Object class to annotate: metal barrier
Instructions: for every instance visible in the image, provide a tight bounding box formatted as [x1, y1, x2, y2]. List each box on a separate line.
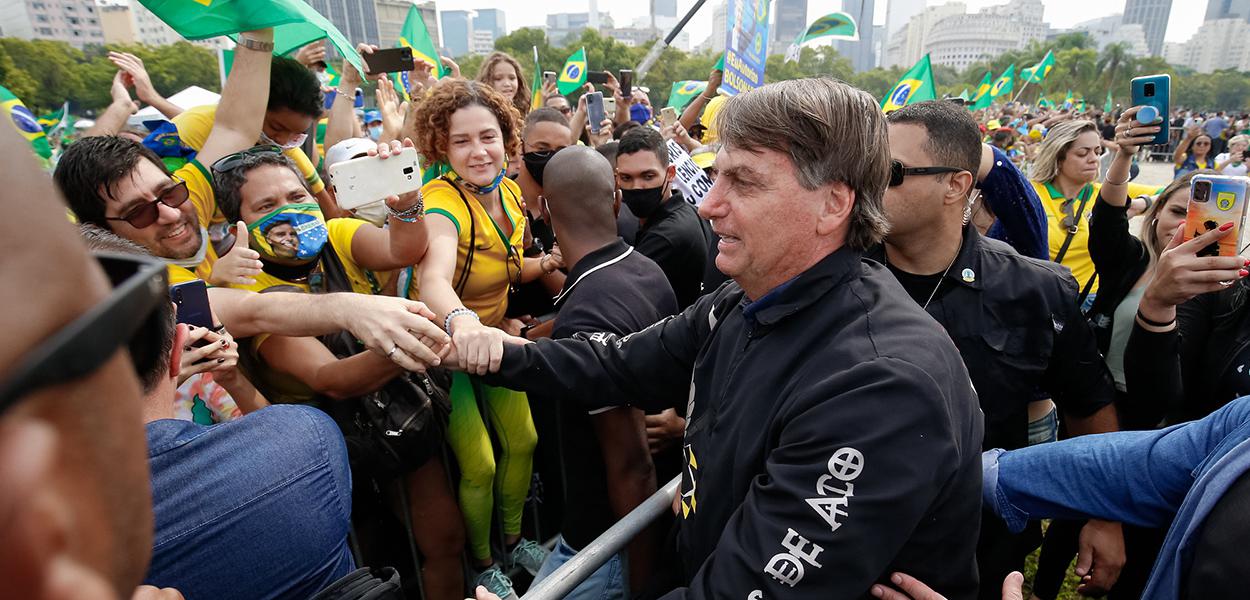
[520, 475, 681, 600]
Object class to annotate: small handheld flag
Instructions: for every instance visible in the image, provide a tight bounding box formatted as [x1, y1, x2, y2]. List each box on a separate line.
[557, 47, 588, 95]
[881, 55, 936, 113]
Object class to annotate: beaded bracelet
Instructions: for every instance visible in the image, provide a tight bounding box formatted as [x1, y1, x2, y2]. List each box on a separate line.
[444, 307, 480, 335]
[387, 193, 425, 223]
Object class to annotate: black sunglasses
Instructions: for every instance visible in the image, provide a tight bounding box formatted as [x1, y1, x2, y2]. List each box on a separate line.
[889, 159, 966, 187]
[211, 145, 284, 174]
[105, 179, 190, 229]
[0, 253, 169, 412]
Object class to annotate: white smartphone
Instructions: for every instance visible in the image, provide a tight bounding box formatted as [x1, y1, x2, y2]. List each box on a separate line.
[328, 147, 422, 211]
[604, 95, 617, 116]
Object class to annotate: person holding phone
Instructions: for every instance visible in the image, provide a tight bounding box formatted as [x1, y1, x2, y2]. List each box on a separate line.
[476, 51, 532, 117]
[1173, 125, 1216, 179]
[411, 79, 563, 599]
[1215, 134, 1249, 176]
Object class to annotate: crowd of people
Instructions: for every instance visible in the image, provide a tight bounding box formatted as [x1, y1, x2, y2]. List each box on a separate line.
[4, 25, 1250, 600]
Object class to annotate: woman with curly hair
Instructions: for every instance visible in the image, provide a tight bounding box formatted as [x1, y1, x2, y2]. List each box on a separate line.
[476, 51, 531, 116]
[411, 79, 563, 598]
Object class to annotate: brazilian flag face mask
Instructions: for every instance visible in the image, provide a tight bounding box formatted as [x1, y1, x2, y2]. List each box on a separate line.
[246, 203, 329, 266]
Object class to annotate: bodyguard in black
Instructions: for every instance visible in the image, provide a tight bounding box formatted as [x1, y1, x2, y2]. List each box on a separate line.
[878, 101, 1119, 600]
[467, 79, 984, 600]
[616, 127, 710, 310]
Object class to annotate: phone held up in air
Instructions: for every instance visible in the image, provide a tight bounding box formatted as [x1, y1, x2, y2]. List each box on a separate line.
[660, 107, 678, 128]
[1130, 74, 1171, 146]
[587, 71, 610, 85]
[1185, 174, 1250, 258]
[619, 69, 633, 99]
[170, 280, 214, 332]
[604, 95, 617, 116]
[364, 47, 414, 75]
[328, 147, 423, 211]
[586, 92, 606, 135]
[543, 71, 557, 87]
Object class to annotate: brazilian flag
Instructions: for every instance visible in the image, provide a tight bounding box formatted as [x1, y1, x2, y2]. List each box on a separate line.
[557, 47, 587, 95]
[668, 80, 708, 113]
[881, 54, 936, 113]
[1, 85, 51, 161]
[393, 4, 444, 102]
[989, 64, 1015, 101]
[1021, 50, 1055, 84]
[530, 46, 543, 114]
[38, 102, 67, 133]
[969, 71, 993, 110]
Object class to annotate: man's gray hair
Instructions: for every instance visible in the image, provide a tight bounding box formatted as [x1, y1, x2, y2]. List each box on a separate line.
[715, 78, 891, 250]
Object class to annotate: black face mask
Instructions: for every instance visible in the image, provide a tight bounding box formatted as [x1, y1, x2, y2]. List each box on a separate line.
[522, 149, 559, 186]
[621, 178, 668, 218]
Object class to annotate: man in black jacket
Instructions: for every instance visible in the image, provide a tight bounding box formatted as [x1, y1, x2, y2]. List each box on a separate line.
[460, 78, 984, 600]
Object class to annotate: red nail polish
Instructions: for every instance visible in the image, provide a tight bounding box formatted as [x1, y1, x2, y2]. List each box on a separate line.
[1241, 269, 1248, 277]
[1221, 222, 1235, 231]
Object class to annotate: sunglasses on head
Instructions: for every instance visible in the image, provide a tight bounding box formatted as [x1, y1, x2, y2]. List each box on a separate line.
[211, 145, 284, 175]
[0, 252, 168, 412]
[105, 179, 190, 229]
[889, 159, 966, 187]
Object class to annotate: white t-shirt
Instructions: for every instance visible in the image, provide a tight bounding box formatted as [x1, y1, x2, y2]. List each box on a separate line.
[1216, 152, 1249, 177]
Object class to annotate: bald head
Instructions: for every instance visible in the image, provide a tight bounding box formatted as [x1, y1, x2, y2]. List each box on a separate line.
[543, 146, 619, 241]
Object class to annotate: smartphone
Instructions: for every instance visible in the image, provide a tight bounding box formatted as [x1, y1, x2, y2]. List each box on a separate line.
[586, 92, 605, 135]
[604, 95, 617, 116]
[328, 147, 422, 211]
[587, 71, 610, 85]
[1130, 74, 1171, 146]
[1184, 174, 1249, 258]
[170, 280, 214, 330]
[619, 69, 633, 99]
[660, 107, 678, 127]
[543, 71, 557, 87]
[364, 47, 414, 75]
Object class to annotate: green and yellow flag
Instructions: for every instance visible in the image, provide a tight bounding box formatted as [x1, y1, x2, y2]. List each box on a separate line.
[881, 54, 936, 113]
[957, 88, 970, 101]
[1063, 90, 1074, 109]
[989, 64, 1015, 100]
[38, 102, 67, 133]
[970, 71, 993, 110]
[1038, 96, 1054, 109]
[557, 47, 587, 95]
[1104, 91, 1114, 113]
[1, 85, 51, 161]
[530, 46, 543, 114]
[393, 4, 443, 102]
[785, 12, 858, 62]
[1020, 50, 1054, 84]
[668, 80, 708, 112]
[136, 0, 364, 73]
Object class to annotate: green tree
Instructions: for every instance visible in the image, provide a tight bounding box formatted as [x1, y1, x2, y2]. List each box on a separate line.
[0, 42, 37, 102]
[0, 39, 85, 111]
[1096, 43, 1134, 102]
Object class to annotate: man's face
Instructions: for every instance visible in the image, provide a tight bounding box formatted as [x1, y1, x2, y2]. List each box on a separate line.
[105, 159, 202, 260]
[262, 107, 316, 147]
[517, 121, 571, 209]
[884, 123, 954, 239]
[265, 222, 298, 258]
[616, 150, 670, 192]
[238, 164, 314, 225]
[698, 146, 828, 294]
[545, 96, 572, 117]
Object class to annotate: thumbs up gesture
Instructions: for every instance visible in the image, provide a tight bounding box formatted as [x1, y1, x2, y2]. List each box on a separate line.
[207, 221, 264, 287]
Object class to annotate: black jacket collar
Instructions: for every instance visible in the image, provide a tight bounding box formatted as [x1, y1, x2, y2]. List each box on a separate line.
[741, 245, 863, 327]
[554, 238, 634, 309]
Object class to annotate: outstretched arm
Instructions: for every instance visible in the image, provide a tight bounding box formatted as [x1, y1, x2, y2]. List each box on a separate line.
[197, 28, 274, 168]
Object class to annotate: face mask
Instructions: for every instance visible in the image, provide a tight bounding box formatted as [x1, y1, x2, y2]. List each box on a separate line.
[259, 130, 308, 151]
[621, 178, 668, 218]
[630, 103, 652, 124]
[368, 126, 383, 141]
[246, 203, 329, 266]
[353, 200, 389, 227]
[449, 167, 507, 195]
[522, 150, 559, 186]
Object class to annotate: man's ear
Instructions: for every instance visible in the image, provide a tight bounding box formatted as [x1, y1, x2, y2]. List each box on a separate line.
[816, 181, 855, 236]
[945, 171, 976, 207]
[0, 419, 79, 596]
[665, 163, 678, 185]
[169, 322, 189, 381]
[613, 189, 622, 218]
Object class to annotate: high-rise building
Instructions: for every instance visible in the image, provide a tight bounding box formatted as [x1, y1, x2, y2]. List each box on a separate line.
[547, 12, 597, 46]
[885, 0, 925, 37]
[769, 0, 808, 55]
[1069, 14, 1150, 58]
[99, 0, 180, 46]
[0, 0, 104, 48]
[441, 9, 472, 57]
[1121, 0, 1172, 57]
[922, 0, 1046, 71]
[1168, 17, 1250, 73]
[836, 0, 875, 72]
[654, 0, 678, 19]
[308, 0, 381, 49]
[1206, 0, 1250, 21]
[698, 0, 728, 53]
[475, 9, 506, 40]
[883, 2, 965, 68]
[375, 1, 439, 50]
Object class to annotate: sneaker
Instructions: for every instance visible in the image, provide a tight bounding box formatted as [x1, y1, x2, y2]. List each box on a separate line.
[473, 565, 517, 600]
[509, 538, 549, 576]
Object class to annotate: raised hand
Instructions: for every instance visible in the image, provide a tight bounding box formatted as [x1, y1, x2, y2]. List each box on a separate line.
[294, 41, 328, 70]
[440, 56, 461, 79]
[1113, 106, 1162, 155]
[108, 51, 157, 104]
[110, 71, 138, 114]
[374, 77, 408, 140]
[208, 221, 264, 287]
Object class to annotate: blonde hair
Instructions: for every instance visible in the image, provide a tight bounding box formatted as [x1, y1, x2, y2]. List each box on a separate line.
[1229, 134, 1250, 149]
[1029, 120, 1098, 184]
[1140, 170, 1209, 266]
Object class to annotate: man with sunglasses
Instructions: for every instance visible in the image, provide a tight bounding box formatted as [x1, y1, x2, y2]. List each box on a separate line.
[870, 100, 1120, 600]
[56, 28, 276, 289]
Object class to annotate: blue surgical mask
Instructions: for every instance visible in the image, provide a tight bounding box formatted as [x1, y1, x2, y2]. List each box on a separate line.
[368, 126, 383, 141]
[259, 130, 308, 151]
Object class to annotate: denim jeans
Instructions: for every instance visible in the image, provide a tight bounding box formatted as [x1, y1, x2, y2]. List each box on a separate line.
[144, 405, 356, 599]
[1027, 405, 1058, 446]
[532, 535, 625, 600]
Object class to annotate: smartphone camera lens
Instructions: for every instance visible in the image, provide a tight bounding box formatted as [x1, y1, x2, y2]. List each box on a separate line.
[403, 166, 414, 175]
[1195, 181, 1211, 203]
[1144, 82, 1155, 96]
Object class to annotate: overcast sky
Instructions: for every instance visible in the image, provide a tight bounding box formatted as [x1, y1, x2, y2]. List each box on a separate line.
[450, 0, 1204, 47]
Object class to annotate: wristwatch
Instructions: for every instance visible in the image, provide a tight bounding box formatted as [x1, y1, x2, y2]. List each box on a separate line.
[236, 36, 275, 53]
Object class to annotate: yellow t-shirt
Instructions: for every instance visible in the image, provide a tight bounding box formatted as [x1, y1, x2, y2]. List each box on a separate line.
[1032, 180, 1160, 295]
[172, 105, 326, 213]
[422, 177, 526, 327]
[170, 160, 221, 283]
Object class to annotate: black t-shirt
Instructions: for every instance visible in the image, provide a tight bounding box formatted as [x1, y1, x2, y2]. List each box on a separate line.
[1216, 343, 1250, 403]
[1100, 122, 1117, 141]
[507, 213, 558, 319]
[634, 191, 710, 311]
[1186, 468, 1250, 598]
[549, 238, 679, 550]
[886, 263, 950, 306]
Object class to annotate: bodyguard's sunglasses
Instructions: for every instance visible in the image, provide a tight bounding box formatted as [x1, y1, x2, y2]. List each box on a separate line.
[105, 179, 190, 229]
[889, 159, 966, 187]
[212, 145, 284, 174]
[0, 253, 169, 412]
